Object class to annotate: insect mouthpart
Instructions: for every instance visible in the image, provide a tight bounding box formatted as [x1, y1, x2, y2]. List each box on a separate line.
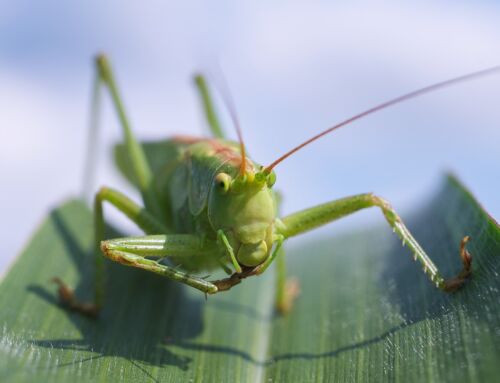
[233, 221, 273, 267]
[236, 240, 268, 267]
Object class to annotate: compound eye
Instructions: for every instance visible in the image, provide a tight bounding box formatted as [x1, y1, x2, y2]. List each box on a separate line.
[266, 171, 276, 188]
[215, 173, 232, 193]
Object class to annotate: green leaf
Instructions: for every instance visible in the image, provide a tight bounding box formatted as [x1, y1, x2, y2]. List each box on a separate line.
[1, 174, 499, 382]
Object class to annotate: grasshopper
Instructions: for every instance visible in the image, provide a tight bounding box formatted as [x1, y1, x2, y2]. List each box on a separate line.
[54, 55, 499, 317]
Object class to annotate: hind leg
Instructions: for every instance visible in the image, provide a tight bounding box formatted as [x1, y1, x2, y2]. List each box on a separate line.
[83, 54, 163, 218]
[194, 74, 225, 139]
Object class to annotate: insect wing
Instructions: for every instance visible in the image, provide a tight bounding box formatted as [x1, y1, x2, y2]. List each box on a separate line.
[187, 145, 230, 216]
[113, 139, 186, 187]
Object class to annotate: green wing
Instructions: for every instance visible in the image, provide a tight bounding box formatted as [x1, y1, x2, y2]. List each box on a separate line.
[187, 142, 230, 216]
[114, 138, 239, 219]
[114, 139, 189, 230]
[113, 139, 186, 187]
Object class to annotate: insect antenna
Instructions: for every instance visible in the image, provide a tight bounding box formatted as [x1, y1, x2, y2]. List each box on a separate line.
[264, 65, 500, 173]
[212, 72, 247, 176]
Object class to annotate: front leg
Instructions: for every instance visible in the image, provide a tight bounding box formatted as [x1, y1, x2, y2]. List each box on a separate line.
[100, 235, 218, 294]
[278, 193, 472, 292]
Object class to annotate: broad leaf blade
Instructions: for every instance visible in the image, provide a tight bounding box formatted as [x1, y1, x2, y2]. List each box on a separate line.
[0, 201, 273, 382]
[266, 175, 500, 381]
[0, 175, 498, 382]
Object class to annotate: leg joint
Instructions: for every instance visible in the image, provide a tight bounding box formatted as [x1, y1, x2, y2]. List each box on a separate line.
[363, 193, 400, 225]
[95, 186, 111, 201]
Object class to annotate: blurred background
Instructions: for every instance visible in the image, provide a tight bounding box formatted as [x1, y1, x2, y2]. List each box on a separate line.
[1, 1, 499, 275]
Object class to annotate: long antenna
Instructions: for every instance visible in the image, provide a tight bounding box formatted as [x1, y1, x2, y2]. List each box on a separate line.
[211, 72, 247, 176]
[264, 65, 500, 173]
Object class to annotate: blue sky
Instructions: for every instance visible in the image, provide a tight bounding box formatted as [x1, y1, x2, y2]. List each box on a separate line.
[1, 1, 500, 273]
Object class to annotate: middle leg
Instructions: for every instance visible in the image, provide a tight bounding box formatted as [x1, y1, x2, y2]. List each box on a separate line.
[272, 191, 300, 313]
[278, 193, 472, 292]
[54, 186, 169, 316]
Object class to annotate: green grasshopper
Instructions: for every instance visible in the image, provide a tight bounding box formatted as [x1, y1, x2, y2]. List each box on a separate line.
[54, 55, 500, 317]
